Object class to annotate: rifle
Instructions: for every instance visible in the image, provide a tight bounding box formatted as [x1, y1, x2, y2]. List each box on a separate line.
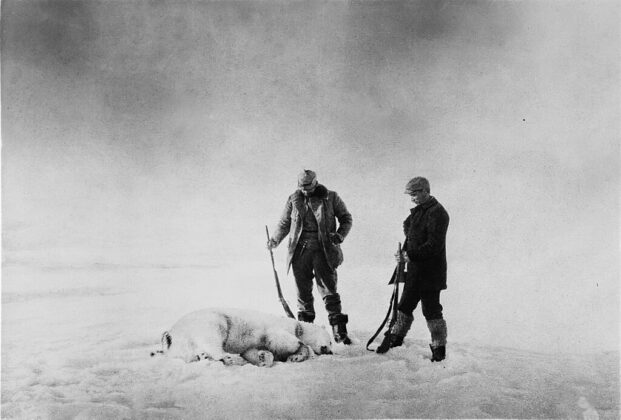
[366, 242, 405, 351]
[265, 226, 296, 319]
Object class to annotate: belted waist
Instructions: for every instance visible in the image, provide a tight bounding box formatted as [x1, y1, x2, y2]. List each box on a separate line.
[300, 230, 319, 240]
[298, 231, 321, 252]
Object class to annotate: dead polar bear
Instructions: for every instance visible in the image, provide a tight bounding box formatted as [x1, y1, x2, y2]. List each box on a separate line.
[152, 308, 333, 367]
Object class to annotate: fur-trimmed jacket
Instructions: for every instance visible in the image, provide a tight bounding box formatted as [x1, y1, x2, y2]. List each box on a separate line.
[272, 184, 352, 272]
[403, 196, 449, 290]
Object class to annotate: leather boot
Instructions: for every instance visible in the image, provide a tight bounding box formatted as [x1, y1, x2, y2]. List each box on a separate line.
[298, 312, 315, 323]
[376, 311, 413, 354]
[426, 318, 447, 362]
[330, 314, 352, 345]
[429, 344, 446, 362]
[376, 332, 403, 354]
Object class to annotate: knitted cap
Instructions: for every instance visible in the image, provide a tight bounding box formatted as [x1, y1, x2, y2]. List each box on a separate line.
[298, 170, 318, 188]
[405, 177, 430, 194]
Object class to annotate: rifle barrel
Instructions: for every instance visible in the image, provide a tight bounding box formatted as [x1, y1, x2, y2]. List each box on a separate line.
[265, 225, 295, 319]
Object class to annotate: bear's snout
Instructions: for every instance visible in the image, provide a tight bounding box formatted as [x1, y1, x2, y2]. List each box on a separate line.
[320, 346, 332, 355]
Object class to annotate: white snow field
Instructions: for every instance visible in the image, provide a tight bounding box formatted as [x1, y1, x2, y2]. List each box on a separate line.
[1, 265, 618, 420]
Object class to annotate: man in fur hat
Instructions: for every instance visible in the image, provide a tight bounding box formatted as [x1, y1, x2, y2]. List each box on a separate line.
[268, 170, 353, 344]
[377, 176, 450, 361]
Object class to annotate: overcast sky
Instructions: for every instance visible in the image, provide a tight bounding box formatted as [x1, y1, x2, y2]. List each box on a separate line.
[2, 0, 619, 353]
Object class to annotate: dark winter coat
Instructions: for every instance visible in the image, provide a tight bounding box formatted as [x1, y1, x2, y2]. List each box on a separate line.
[272, 185, 352, 272]
[403, 196, 449, 291]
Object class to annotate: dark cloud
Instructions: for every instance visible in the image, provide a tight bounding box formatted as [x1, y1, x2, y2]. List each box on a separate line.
[2, 0, 97, 72]
[3, 1, 616, 177]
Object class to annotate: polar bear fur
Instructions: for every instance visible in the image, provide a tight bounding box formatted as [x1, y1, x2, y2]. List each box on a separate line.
[152, 308, 333, 367]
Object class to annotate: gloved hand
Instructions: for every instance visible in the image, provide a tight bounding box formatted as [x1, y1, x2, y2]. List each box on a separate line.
[329, 232, 343, 245]
[266, 238, 278, 249]
[395, 251, 410, 263]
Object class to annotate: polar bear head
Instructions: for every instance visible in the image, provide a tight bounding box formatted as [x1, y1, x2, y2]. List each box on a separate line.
[299, 322, 333, 355]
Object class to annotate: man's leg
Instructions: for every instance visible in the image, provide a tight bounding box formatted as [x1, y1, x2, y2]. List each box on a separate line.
[291, 246, 316, 323]
[421, 290, 447, 362]
[377, 282, 420, 354]
[313, 252, 351, 344]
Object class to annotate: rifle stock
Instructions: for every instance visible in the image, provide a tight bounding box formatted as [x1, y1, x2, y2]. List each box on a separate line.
[392, 242, 403, 325]
[366, 241, 405, 351]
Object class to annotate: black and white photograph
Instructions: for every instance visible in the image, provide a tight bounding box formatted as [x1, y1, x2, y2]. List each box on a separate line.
[1, 0, 619, 419]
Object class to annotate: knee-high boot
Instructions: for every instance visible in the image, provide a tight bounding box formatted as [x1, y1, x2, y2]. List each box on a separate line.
[330, 313, 352, 345]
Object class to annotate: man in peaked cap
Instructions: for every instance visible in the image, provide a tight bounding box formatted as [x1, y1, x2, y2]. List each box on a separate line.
[268, 170, 353, 344]
[377, 176, 450, 362]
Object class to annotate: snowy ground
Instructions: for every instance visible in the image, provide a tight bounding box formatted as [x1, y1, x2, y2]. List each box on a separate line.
[2, 265, 618, 419]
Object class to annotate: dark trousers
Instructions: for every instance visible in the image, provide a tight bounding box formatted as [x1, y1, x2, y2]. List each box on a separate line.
[291, 239, 343, 324]
[398, 280, 443, 320]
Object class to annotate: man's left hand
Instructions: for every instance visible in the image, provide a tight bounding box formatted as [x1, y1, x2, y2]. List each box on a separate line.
[329, 233, 343, 245]
[395, 251, 410, 263]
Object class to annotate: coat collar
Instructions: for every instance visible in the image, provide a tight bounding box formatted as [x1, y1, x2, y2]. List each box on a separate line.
[411, 196, 437, 213]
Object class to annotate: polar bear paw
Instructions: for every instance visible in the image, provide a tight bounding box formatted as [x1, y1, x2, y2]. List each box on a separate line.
[255, 350, 275, 367]
[242, 348, 275, 367]
[220, 355, 237, 366]
[287, 344, 312, 363]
